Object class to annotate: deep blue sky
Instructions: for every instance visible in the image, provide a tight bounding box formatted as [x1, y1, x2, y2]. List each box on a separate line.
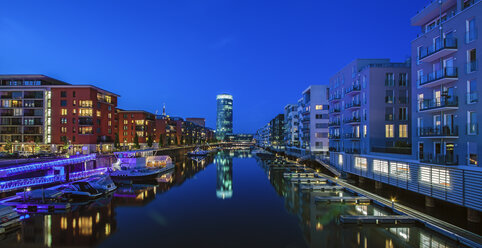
[0, 0, 427, 133]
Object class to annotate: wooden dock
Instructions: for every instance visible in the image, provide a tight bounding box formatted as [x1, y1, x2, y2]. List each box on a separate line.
[300, 185, 343, 191]
[283, 172, 315, 178]
[340, 215, 417, 224]
[315, 196, 371, 204]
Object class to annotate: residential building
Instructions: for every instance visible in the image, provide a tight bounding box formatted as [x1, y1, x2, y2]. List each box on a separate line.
[329, 59, 411, 158]
[118, 110, 156, 149]
[284, 104, 299, 150]
[269, 114, 285, 151]
[186, 117, 205, 127]
[411, 0, 481, 166]
[216, 94, 233, 140]
[254, 123, 270, 147]
[0, 74, 118, 154]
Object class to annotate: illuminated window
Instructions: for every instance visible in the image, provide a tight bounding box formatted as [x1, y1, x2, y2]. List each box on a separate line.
[399, 124, 408, 138]
[79, 100, 92, 107]
[373, 159, 389, 174]
[338, 154, 343, 165]
[79, 126, 93, 134]
[96, 110, 101, 117]
[390, 162, 410, 180]
[61, 127, 67, 133]
[136, 120, 145, 125]
[61, 109, 68, 116]
[79, 108, 93, 117]
[315, 105, 323, 110]
[108, 113, 112, 118]
[420, 167, 450, 187]
[385, 124, 394, 138]
[355, 157, 367, 170]
[363, 125, 367, 137]
[108, 121, 111, 126]
[123, 120, 128, 124]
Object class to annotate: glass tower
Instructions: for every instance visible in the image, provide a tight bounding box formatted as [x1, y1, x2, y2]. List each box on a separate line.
[216, 94, 233, 140]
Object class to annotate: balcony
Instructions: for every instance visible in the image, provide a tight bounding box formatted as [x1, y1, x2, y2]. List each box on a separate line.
[421, 154, 459, 166]
[371, 146, 411, 155]
[329, 120, 341, 127]
[418, 96, 458, 112]
[345, 148, 361, 154]
[329, 147, 341, 152]
[345, 84, 361, 96]
[78, 117, 94, 126]
[418, 67, 458, 88]
[345, 101, 361, 110]
[419, 126, 458, 138]
[419, 38, 457, 63]
[329, 95, 342, 102]
[344, 117, 361, 125]
[344, 133, 360, 139]
[329, 108, 341, 115]
[329, 134, 341, 140]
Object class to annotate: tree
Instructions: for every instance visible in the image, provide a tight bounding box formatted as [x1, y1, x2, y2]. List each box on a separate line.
[158, 134, 164, 147]
[133, 133, 140, 149]
[4, 140, 12, 153]
[114, 133, 120, 150]
[147, 134, 153, 147]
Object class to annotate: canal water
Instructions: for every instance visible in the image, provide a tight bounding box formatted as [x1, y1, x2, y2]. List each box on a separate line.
[0, 149, 461, 247]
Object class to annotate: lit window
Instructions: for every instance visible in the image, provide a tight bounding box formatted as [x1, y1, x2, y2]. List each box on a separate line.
[338, 154, 343, 165]
[355, 157, 367, 170]
[61, 109, 68, 116]
[385, 124, 394, 138]
[315, 105, 323, 110]
[373, 159, 388, 174]
[123, 120, 128, 124]
[399, 124, 408, 138]
[390, 162, 410, 180]
[79, 100, 92, 107]
[363, 125, 367, 137]
[79, 108, 93, 117]
[61, 127, 67, 133]
[97, 110, 101, 117]
[420, 167, 450, 187]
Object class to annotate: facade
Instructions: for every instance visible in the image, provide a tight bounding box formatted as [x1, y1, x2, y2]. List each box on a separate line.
[411, 0, 481, 166]
[216, 94, 233, 140]
[0, 75, 118, 154]
[269, 114, 285, 150]
[118, 110, 156, 149]
[186, 117, 205, 127]
[329, 59, 411, 157]
[298, 85, 330, 155]
[283, 104, 299, 148]
[254, 123, 270, 147]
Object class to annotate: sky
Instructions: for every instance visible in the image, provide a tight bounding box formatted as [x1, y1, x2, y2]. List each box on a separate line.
[0, 0, 428, 133]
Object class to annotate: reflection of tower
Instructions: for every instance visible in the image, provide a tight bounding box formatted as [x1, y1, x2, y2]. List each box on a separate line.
[215, 152, 233, 199]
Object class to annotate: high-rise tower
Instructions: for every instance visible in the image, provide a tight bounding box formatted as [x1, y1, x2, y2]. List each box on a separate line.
[216, 94, 233, 140]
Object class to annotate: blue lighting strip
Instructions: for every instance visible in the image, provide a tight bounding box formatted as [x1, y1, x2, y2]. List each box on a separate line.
[0, 167, 106, 193]
[0, 154, 97, 178]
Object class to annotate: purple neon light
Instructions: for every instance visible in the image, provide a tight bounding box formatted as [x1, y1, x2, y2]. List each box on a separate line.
[0, 167, 107, 193]
[0, 154, 97, 178]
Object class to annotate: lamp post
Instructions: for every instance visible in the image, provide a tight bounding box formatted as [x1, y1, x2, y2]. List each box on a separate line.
[391, 197, 396, 210]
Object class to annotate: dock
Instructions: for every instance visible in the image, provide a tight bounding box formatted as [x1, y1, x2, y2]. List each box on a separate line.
[283, 172, 315, 178]
[315, 196, 371, 204]
[291, 178, 326, 184]
[300, 185, 344, 191]
[340, 215, 417, 224]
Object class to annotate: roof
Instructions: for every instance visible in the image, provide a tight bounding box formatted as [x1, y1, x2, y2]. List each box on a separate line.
[50, 84, 120, 97]
[0, 74, 70, 85]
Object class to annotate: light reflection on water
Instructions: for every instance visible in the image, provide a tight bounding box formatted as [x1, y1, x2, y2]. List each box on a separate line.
[0, 149, 458, 247]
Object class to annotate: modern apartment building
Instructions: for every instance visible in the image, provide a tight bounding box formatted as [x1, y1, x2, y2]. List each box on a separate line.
[329, 59, 411, 158]
[0, 75, 118, 154]
[269, 114, 285, 151]
[411, 0, 481, 166]
[283, 104, 299, 150]
[216, 94, 233, 141]
[298, 85, 330, 155]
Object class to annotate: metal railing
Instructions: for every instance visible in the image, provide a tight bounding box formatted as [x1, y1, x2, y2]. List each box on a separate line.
[418, 67, 458, 86]
[419, 38, 457, 60]
[419, 126, 458, 137]
[418, 96, 458, 111]
[421, 154, 459, 166]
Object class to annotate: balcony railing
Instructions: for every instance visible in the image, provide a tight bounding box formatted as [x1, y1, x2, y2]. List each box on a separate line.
[371, 146, 411, 155]
[345, 102, 361, 109]
[344, 133, 360, 139]
[329, 147, 341, 152]
[329, 120, 341, 126]
[419, 126, 458, 137]
[345, 148, 361, 154]
[418, 67, 458, 87]
[344, 117, 361, 124]
[345, 84, 361, 95]
[467, 92, 478, 104]
[329, 134, 341, 139]
[419, 38, 457, 61]
[329, 95, 342, 101]
[329, 108, 341, 114]
[418, 96, 458, 111]
[421, 154, 459, 166]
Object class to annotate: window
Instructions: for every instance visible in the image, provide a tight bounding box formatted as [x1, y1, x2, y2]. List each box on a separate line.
[468, 111, 477, 134]
[390, 162, 410, 180]
[315, 105, 323, 110]
[315, 142, 323, 148]
[79, 100, 92, 107]
[79, 108, 93, 117]
[355, 157, 367, 170]
[420, 167, 450, 187]
[72, 118, 76, 124]
[96, 110, 101, 117]
[468, 142, 478, 166]
[399, 107, 408, 121]
[399, 90, 408, 104]
[385, 107, 394, 121]
[467, 48, 477, 73]
[61, 127, 67, 133]
[79, 126, 93, 134]
[108, 121, 112, 126]
[373, 159, 388, 174]
[385, 73, 394, 86]
[467, 79, 478, 103]
[385, 124, 394, 138]
[338, 154, 343, 165]
[61, 118, 67, 124]
[398, 73, 408, 86]
[72, 126, 76, 133]
[315, 123, 328, 129]
[123, 126, 128, 130]
[385, 90, 394, 103]
[399, 124, 408, 138]
[61, 109, 67, 116]
[73, 100, 76, 106]
[60, 100, 67, 106]
[108, 113, 112, 118]
[73, 91, 76, 97]
[315, 132, 327, 138]
[363, 125, 367, 137]
[466, 18, 476, 43]
[60, 91, 66, 97]
[315, 114, 324, 119]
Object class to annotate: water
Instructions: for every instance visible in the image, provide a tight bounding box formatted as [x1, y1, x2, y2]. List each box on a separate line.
[0, 150, 460, 247]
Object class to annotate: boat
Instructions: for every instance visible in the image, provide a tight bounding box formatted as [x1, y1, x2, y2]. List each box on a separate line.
[110, 151, 174, 181]
[187, 147, 209, 157]
[0, 205, 21, 234]
[50, 181, 103, 200]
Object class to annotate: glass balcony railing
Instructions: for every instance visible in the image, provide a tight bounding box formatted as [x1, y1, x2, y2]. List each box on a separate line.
[418, 96, 458, 111]
[344, 133, 360, 139]
[421, 154, 458, 166]
[329, 95, 342, 101]
[418, 67, 458, 86]
[419, 38, 457, 60]
[345, 84, 361, 95]
[345, 101, 361, 109]
[344, 117, 361, 124]
[419, 126, 458, 137]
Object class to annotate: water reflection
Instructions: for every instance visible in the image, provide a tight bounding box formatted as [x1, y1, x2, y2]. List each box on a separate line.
[256, 156, 459, 248]
[215, 151, 233, 199]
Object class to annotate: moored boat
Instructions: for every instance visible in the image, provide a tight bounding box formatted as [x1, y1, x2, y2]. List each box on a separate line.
[187, 147, 209, 157]
[0, 205, 21, 234]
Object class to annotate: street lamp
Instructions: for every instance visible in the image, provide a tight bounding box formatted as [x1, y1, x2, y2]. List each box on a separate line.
[391, 197, 396, 210]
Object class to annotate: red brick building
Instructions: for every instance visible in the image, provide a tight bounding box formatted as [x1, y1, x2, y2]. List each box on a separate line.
[118, 110, 156, 149]
[51, 85, 118, 154]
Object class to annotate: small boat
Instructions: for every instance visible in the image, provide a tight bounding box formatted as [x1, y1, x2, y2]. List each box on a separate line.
[187, 147, 209, 157]
[84, 175, 117, 194]
[0, 205, 21, 234]
[50, 181, 103, 201]
[110, 167, 163, 181]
